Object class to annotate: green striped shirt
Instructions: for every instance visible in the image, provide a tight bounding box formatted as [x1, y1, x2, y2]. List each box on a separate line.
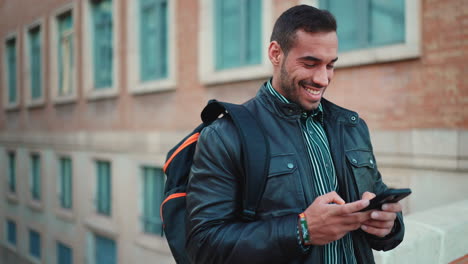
[266, 80, 357, 264]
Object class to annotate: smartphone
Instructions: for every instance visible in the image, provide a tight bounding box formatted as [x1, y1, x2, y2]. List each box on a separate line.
[359, 188, 412, 212]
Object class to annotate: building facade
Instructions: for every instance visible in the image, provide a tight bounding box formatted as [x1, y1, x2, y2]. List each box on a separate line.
[0, 0, 466, 263]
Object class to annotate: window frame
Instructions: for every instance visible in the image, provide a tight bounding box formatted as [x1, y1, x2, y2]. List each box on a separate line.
[24, 18, 46, 108]
[82, 0, 121, 101]
[127, 0, 176, 95]
[301, 0, 421, 67]
[2, 31, 20, 110]
[50, 3, 79, 105]
[198, 0, 273, 85]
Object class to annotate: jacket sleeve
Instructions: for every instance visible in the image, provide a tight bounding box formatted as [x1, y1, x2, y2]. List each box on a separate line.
[185, 122, 305, 264]
[360, 119, 405, 251]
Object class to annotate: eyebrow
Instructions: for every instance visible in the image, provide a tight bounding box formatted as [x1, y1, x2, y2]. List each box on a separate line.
[299, 56, 339, 63]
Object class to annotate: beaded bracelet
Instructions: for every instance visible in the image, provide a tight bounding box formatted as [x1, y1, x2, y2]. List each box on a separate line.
[298, 213, 311, 245]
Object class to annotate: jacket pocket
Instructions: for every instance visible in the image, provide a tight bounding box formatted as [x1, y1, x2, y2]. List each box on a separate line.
[346, 149, 376, 196]
[258, 153, 302, 217]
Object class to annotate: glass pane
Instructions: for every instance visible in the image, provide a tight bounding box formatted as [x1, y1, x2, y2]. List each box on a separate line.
[58, 11, 74, 96]
[7, 220, 17, 245]
[57, 242, 73, 264]
[142, 167, 164, 235]
[245, 0, 262, 65]
[29, 27, 42, 99]
[321, 0, 368, 52]
[369, 0, 405, 46]
[6, 38, 17, 103]
[31, 154, 41, 200]
[97, 161, 111, 215]
[60, 158, 73, 209]
[92, 0, 113, 89]
[29, 230, 41, 259]
[95, 235, 116, 264]
[215, 0, 241, 69]
[139, 0, 168, 81]
[8, 152, 16, 192]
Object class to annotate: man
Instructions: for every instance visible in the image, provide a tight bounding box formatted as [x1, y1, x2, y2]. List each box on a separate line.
[186, 5, 404, 264]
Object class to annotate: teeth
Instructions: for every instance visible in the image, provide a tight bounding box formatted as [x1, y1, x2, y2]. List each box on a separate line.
[305, 87, 320, 95]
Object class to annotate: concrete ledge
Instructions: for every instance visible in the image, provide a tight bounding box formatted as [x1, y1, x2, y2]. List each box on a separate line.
[374, 200, 468, 264]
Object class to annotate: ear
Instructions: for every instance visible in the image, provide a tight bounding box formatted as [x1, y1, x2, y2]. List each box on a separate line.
[268, 41, 282, 66]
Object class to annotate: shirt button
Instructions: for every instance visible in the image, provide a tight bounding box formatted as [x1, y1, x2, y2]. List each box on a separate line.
[352, 158, 357, 164]
[287, 163, 294, 169]
[350, 116, 357, 121]
[370, 159, 374, 165]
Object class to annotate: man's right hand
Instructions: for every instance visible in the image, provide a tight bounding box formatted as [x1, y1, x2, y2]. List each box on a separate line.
[302, 191, 371, 245]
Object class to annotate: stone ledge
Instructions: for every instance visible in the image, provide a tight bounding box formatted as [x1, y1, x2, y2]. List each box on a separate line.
[374, 199, 468, 264]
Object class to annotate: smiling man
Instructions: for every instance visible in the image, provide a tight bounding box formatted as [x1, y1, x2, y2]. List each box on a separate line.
[186, 5, 405, 264]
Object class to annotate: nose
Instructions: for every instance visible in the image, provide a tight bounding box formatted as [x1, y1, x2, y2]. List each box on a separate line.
[313, 67, 329, 88]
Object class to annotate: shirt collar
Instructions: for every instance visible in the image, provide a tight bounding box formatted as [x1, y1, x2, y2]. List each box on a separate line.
[266, 79, 324, 125]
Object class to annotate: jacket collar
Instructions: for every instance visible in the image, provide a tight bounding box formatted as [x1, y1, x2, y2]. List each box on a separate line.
[256, 81, 359, 126]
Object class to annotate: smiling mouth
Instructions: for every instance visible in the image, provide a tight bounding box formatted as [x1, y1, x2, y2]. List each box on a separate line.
[304, 86, 321, 95]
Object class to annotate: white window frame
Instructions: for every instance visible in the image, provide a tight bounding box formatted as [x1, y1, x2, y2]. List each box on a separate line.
[2, 31, 20, 110]
[24, 18, 46, 108]
[127, 0, 177, 95]
[199, 0, 273, 85]
[26, 226, 44, 264]
[50, 3, 79, 105]
[301, 0, 421, 67]
[82, 0, 121, 101]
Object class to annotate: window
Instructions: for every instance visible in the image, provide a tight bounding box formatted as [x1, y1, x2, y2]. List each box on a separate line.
[5, 37, 18, 106]
[320, 0, 404, 52]
[91, 0, 113, 89]
[141, 166, 164, 236]
[306, 0, 420, 66]
[127, 0, 175, 94]
[96, 161, 111, 215]
[30, 154, 41, 201]
[59, 157, 73, 209]
[28, 25, 43, 100]
[139, 0, 168, 81]
[57, 11, 75, 97]
[214, 0, 262, 70]
[57, 242, 73, 264]
[6, 220, 17, 246]
[8, 151, 16, 193]
[199, 0, 273, 85]
[29, 229, 41, 259]
[94, 234, 117, 264]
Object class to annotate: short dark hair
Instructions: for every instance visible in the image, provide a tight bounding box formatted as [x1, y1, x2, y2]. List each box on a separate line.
[270, 5, 337, 55]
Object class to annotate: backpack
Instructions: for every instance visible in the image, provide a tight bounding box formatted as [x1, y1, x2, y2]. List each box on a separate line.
[160, 100, 270, 264]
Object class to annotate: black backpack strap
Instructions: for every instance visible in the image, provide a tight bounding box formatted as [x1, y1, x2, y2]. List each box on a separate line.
[201, 100, 270, 220]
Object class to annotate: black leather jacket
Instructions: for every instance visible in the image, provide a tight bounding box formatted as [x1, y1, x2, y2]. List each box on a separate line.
[186, 83, 404, 263]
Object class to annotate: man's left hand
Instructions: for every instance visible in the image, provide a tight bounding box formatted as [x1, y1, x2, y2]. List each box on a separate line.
[360, 192, 401, 237]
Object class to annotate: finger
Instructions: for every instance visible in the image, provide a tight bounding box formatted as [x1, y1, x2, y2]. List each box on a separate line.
[361, 224, 392, 237]
[370, 211, 397, 222]
[317, 191, 346, 205]
[361, 191, 376, 200]
[381, 202, 402, 212]
[362, 219, 394, 229]
[331, 199, 369, 215]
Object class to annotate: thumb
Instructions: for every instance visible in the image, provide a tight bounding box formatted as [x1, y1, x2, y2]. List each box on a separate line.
[361, 191, 376, 201]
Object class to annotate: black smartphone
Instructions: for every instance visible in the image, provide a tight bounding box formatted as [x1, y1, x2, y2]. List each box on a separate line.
[359, 188, 412, 212]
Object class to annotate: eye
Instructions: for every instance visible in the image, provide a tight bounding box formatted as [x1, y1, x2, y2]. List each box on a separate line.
[327, 64, 335, 70]
[303, 63, 316, 68]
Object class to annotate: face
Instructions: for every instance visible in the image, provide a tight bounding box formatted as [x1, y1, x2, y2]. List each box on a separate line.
[269, 30, 338, 111]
